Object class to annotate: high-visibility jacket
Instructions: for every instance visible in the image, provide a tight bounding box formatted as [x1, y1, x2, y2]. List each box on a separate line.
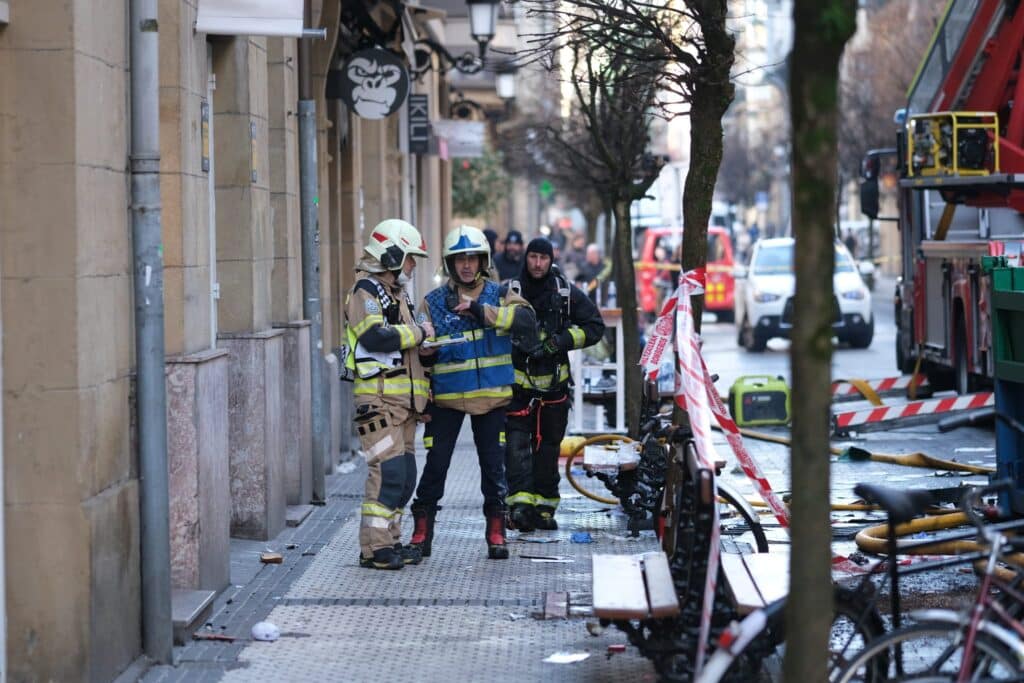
[510, 271, 605, 394]
[344, 267, 429, 413]
[419, 277, 532, 415]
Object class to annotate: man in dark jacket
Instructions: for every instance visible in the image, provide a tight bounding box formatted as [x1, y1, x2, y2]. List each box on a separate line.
[493, 230, 525, 281]
[504, 238, 605, 531]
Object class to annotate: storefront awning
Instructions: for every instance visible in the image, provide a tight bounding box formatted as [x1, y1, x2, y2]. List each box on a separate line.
[196, 0, 304, 37]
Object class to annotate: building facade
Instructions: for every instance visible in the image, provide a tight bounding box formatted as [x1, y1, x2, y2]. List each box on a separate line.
[0, 0, 457, 678]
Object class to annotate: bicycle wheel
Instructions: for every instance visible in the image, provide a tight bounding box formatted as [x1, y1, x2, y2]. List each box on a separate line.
[833, 622, 1020, 682]
[828, 586, 887, 681]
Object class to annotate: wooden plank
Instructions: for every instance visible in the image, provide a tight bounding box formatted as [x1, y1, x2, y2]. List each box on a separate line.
[720, 552, 765, 615]
[743, 550, 789, 607]
[592, 554, 650, 619]
[640, 552, 681, 618]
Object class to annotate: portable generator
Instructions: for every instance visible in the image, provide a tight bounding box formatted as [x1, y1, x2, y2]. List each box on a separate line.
[728, 375, 791, 427]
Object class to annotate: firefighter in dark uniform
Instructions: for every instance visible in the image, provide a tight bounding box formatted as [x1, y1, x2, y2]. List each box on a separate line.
[505, 238, 605, 530]
[344, 219, 433, 570]
[409, 225, 536, 560]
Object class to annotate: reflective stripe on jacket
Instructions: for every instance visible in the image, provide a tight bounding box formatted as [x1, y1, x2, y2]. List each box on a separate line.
[425, 281, 514, 401]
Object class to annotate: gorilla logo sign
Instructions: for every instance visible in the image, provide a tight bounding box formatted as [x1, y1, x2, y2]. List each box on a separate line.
[336, 48, 409, 120]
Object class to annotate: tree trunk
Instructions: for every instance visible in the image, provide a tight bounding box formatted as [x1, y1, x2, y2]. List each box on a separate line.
[612, 199, 642, 434]
[681, 0, 736, 335]
[784, 2, 856, 682]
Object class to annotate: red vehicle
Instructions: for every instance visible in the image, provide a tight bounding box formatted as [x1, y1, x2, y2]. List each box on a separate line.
[636, 226, 735, 321]
[863, 0, 1024, 393]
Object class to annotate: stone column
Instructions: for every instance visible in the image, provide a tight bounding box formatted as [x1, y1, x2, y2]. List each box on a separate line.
[166, 349, 230, 591]
[220, 329, 286, 540]
[273, 321, 312, 505]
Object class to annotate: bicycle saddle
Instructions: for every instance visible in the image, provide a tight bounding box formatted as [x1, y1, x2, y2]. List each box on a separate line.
[853, 483, 935, 525]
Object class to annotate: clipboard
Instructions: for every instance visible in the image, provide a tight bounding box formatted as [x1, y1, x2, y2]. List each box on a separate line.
[421, 337, 469, 349]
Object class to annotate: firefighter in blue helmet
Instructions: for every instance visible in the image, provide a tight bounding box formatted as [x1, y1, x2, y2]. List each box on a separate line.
[505, 238, 605, 531]
[409, 225, 536, 560]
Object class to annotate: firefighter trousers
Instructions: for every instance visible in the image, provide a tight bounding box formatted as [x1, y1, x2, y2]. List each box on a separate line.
[413, 404, 508, 511]
[504, 390, 570, 510]
[355, 402, 418, 558]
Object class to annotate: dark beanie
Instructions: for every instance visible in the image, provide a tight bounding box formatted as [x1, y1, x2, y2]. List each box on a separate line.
[505, 230, 524, 245]
[525, 237, 553, 258]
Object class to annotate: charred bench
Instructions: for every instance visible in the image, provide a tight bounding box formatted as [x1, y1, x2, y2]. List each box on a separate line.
[591, 437, 787, 680]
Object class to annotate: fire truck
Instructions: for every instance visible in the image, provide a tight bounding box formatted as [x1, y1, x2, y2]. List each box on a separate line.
[861, 0, 1024, 394]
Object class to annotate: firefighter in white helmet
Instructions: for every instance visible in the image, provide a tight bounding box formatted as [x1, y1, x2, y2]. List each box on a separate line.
[409, 225, 536, 560]
[344, 219, 433, 570]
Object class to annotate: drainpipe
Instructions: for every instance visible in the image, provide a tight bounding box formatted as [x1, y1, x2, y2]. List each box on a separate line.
[299, 0, 327, 504]
[130, 0, 173, 663]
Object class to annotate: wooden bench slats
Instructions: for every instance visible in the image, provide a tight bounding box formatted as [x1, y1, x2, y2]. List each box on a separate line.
[720, 552, 765, 615]
[592, 554, 650, 619]
[720, 548, 790, 615]
[640, 552, 681, 618]
[743, 551, 789, 606]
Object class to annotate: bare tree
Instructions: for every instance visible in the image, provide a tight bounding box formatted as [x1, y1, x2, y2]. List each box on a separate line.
[785, 2, 857, 680]
[504, 35, 665, 432]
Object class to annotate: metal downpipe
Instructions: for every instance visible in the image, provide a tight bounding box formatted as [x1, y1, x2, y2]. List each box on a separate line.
[130, 0, 173, 662]
[299, 0, 327, 504]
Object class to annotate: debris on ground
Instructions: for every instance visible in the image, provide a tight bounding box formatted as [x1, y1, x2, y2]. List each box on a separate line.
[251, 621, 280, 642]
[260, 552, 283, 564]
[542, 651, 591, 664]
[570, 532, 594, 543]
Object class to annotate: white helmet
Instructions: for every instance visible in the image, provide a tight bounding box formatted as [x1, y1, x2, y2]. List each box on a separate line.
[442, 225, 491, 280]
[364, 219, 429, 271]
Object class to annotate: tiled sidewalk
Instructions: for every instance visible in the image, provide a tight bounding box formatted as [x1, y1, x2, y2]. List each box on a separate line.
[139, 422, 664, 682]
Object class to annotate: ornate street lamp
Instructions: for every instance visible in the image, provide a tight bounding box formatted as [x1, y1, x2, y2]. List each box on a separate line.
[466, 0, 500, 59]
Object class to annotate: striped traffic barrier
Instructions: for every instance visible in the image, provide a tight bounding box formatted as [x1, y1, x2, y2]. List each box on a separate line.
[831, 374, 930, 404]
[832, 392, 993, 435]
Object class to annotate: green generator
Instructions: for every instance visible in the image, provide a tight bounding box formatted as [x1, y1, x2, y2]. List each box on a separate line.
[728, 375, 791, 427]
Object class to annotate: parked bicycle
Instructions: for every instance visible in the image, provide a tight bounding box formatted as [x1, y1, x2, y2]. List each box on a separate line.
[698, 479, 1024, 683]
[834, 479, 1024, 682]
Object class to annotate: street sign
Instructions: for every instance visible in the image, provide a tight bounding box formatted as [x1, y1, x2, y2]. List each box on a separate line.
[408, 94, 430, 155]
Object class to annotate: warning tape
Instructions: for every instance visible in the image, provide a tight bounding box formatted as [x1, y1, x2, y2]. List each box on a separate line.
[831, 375, 929, 404]
[672, 269, 719, 676]
[832, 392, 993, 435]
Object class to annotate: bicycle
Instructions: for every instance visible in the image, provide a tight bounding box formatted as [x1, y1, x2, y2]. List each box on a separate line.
[834, 479, 1024, 682]
[697, 479, 1024, 682]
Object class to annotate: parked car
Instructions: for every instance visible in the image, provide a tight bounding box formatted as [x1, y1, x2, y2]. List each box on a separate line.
[733, 237, 873, 352]
[636, 226, 736, 321]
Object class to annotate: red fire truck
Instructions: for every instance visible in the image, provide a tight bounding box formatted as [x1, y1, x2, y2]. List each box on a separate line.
[862, 0, 1024, 394]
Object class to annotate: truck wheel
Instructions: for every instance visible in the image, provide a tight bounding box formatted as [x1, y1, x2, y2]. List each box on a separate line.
[717, 309, 734, 324]
[895, 327, 916, 374]
[954, 318, 974, 395]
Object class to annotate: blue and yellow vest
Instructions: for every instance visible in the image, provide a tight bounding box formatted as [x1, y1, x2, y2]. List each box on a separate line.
[425, 281, 515, 402]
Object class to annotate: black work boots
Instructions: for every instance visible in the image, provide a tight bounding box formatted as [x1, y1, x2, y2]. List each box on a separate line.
[409, 503, 438, 557]
[507, 503, 536, 532]
[485, 506, 509, 560]
[359, 547, 403, 570]
[534, 505, 558, 530]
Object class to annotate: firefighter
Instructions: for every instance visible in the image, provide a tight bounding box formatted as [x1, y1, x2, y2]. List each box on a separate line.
[505, 238, 605, 531]
[344, 219, 433, 570]
[409, 225, 536, 560]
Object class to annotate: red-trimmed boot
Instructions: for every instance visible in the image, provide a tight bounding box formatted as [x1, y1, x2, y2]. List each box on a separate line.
[485, 506, 509, 560]
[410, 503, 437, 557]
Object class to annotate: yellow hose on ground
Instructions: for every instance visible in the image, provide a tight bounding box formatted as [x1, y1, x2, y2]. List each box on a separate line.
[834, 378, 884, 406]
[731, 426, 994, 474]
[854, 511, 1024, 582]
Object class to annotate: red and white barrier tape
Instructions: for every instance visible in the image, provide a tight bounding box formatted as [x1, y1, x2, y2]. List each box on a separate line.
[833, 392, 993, 431]
[831, 374, 928, 397]
[672, 269, 719, 674]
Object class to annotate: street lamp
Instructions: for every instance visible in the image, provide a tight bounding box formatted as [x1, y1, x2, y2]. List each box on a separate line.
[466, 0, 500, 59]
[495, 67, 516, 100]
